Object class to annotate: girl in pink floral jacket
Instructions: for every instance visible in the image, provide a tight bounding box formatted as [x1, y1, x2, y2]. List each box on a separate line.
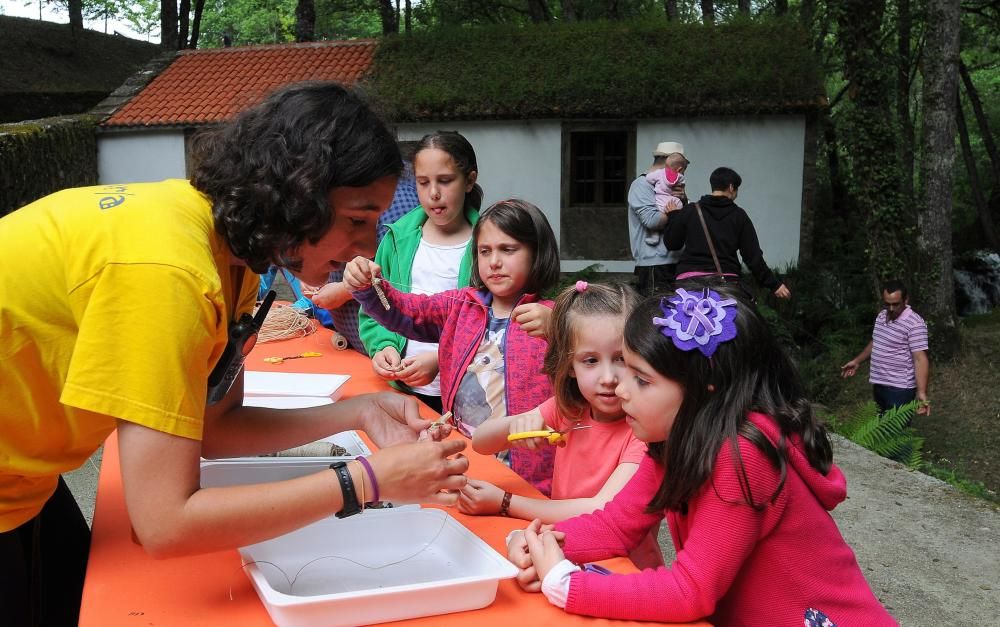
[347, 199, 561, 495]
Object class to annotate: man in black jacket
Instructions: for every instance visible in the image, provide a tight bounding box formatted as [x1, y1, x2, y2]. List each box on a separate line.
[664, 167, 791, 299]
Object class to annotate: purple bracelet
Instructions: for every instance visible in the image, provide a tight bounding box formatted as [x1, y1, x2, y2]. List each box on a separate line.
[355, 456, 380, 504]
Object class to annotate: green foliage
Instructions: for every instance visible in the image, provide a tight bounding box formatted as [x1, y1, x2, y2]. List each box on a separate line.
[367, 17, 824, 121]
[198, 0, 297, 47]
[921, 462, 998, 503]
[833, 400, 924, 468]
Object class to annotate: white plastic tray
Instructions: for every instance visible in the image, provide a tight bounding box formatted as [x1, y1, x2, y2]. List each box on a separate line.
[239, 508, 517, 627]
[202, 431, 371, 467]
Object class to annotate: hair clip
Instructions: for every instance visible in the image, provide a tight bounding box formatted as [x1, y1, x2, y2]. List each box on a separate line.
[575, 280, 588, 292]
[653, 288, 738, 358]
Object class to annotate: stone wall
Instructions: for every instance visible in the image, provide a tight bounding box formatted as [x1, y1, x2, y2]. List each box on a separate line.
[0, 115, 98, 217]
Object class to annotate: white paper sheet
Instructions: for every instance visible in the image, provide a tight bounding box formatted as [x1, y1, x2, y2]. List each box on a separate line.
[243, 371, 350, 398]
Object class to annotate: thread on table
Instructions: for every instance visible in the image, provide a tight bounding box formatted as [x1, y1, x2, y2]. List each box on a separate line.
[230, 510, 451, 599]
[257, 303, 315, 343]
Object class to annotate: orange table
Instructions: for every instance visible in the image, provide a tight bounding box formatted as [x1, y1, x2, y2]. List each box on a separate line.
[80, 327, 702, 626]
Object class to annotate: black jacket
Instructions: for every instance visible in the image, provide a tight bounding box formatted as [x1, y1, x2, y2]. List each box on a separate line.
[663, 194, 780, 291]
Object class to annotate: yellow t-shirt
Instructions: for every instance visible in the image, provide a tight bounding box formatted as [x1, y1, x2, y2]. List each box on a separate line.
[0, 179, 258, 531]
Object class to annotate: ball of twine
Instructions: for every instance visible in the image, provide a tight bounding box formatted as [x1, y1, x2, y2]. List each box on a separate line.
[257, 303, 315, 343]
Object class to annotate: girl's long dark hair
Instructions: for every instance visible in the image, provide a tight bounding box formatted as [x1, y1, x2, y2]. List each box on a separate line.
[624, 283, 832, 513]
[191, 81, 401, 273]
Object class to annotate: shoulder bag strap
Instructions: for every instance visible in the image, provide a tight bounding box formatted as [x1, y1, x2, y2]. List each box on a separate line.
[694, 202, 723, 276]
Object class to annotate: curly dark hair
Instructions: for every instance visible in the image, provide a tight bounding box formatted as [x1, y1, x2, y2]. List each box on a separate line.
[191, 81, 402, 273]
[625, 281, 832, 514]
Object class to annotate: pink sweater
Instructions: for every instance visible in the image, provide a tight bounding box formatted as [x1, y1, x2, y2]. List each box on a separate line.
[554, 413, 896, 625]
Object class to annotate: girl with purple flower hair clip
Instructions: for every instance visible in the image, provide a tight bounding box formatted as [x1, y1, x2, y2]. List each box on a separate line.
[507, 280, 897, 626]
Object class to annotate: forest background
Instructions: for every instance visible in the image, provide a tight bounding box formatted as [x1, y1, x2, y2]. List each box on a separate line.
[4, 0, 999, 503]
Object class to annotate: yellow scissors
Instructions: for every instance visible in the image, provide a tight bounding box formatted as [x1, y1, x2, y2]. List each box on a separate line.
[507, 425, 592, 445]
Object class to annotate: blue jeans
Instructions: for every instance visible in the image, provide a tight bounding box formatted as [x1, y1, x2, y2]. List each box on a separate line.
[873, 384, 916, 415]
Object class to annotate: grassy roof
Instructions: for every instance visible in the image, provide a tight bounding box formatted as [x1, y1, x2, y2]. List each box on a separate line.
[367, 18, 825, 121]
[0, 16, 159, 94]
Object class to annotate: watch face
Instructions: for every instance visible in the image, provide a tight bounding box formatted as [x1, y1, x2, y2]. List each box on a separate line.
[242, 332, 258, 357]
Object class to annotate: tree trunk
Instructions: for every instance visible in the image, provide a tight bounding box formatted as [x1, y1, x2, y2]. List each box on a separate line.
[832, 0, 911, 291]
[737, 0, 751, 16]
[700, 0, 714, 24]
[775, 0, 788, 16]
[957, 97, 1000, 249]
[664, 0, 678, 20]
[404, 0, 411, 31]
[897, 0, 914, 211]
[188, 0, 205, 48]
[68, 0, 83, 33]
[378, 0, 398, 34]
[917, 0, 960, 348]
[800, 0, 815, 26]
[563, 0, 578, 21]
[959, 61, 1000, 200]
[605, 0, 620, 19]
[295, 0, 316, 42]
[178, 0, 190, 49]
[527, 0, 552, 22]
[161, 0, 178, 49]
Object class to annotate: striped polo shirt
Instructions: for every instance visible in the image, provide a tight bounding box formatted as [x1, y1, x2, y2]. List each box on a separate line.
[869, 306, 928, 389]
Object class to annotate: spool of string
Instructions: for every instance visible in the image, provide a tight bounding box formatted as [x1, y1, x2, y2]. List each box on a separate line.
[257, 303, 315, 343]
[331, 332, 349, 351]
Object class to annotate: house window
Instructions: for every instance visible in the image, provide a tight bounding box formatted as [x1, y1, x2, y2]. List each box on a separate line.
[569, 131, 628, 206]
[560, 124, 635, 261]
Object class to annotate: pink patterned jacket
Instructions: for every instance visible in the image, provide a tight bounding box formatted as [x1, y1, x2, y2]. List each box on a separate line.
[354, 281, 556, 496]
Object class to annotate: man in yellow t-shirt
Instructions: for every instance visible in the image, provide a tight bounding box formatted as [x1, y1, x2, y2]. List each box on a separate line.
[0, 82, 469, 625]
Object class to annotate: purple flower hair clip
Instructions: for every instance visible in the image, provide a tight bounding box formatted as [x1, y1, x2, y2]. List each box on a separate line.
[653, 288, 738, 358]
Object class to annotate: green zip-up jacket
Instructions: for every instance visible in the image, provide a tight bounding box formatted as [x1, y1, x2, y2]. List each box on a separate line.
[358, 205, 479, 372]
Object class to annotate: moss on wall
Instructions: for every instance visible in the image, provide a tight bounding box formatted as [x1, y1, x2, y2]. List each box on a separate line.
[0, 115, 98, 217]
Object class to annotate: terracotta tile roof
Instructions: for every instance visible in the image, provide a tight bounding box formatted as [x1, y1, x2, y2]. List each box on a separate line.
[103, 40, 376, 128]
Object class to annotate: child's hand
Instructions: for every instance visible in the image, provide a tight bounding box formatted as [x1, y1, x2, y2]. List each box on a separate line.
[417, 420, 454, 442]
[457, 478, 504, 515]
[523, 519, 567, 582]
[508, 412, 548, 450]
[396, 352, 440, 387]
[372, 347, 403, 379]
[343, 256, 380, 292]
[512, 303, 551, 338]
[309, 281, 353, 310]
[507, 530, 542, 592]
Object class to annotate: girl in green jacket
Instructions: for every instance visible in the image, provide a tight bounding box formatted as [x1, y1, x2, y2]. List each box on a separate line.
[359, 131, 482, 412]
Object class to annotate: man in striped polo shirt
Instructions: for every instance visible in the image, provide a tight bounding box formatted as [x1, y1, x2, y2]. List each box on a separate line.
[841, 280, 931, 418]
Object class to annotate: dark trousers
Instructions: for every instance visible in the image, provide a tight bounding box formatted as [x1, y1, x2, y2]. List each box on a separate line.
[873, 384, 917, 417]
[634, 264, 677, 298]
[0, 477, 90, 627]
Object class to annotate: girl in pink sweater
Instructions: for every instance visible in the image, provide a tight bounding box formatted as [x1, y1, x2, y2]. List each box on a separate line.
[508, 282, 897, 626]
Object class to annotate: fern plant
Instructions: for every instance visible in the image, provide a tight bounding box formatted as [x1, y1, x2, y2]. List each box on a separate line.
[836, 400, 924, 469]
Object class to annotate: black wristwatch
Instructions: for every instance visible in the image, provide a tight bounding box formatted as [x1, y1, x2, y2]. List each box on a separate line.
[330, 462, 362, 518]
